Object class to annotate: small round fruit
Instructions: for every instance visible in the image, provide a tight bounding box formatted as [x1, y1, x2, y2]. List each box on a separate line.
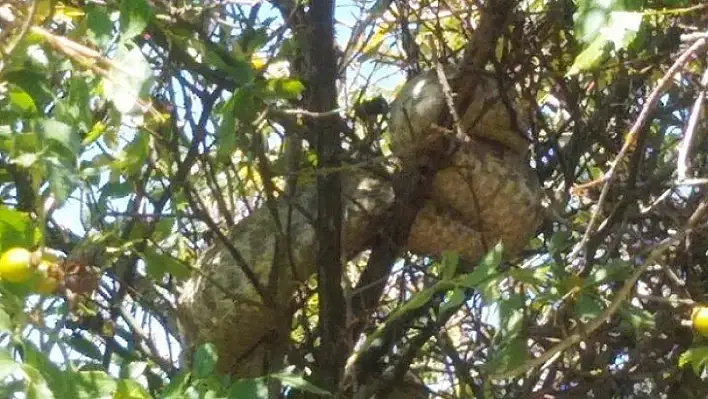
[0, 247, 34, 283]
[692, 306, 708, 336]
[32, 261, 61, 295]
[34, 275, 59, 295]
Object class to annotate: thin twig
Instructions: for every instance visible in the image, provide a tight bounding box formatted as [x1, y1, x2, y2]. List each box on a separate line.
[570, 37, 708, 259]
[682, 31, 708, 42]
[493, 198, 708, 380]
[428, 36, 466, 142]
[644, 3, 708, 17]
[637, 294, 695, 306]
[118, 306, 174, 374]
[677, 67, 708, 180]
[336, 0, 393, 77]
[0, 0, 37, 74]
[271, 106, 344, 118]
[639, 188, 673, 214]
[674, 177, 708, 186]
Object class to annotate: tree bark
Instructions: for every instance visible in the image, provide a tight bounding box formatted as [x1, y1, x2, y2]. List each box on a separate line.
[307, 0, 348, 391]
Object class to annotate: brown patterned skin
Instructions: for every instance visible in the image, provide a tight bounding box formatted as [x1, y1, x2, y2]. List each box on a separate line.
[408, 146, 541, 267]
[178, 172, 395, 377]
[389, 69, 531, 160]
[391, 67, 541, 266]
[177, 67, 542, 382]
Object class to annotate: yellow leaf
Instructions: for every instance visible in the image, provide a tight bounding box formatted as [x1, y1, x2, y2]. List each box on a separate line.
[32, 0, 54, 24]
[361, 26, 389, 55]
[250, 55, 266, 71]
[55, 3, 85, 22]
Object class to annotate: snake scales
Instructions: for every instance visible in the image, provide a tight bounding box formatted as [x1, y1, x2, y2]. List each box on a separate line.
[176, 67, 543, 387]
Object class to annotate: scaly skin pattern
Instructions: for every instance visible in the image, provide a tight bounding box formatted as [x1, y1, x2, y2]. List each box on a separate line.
[177, 171, 396, 376]
[409, 145, 541, 267]
[177, 67, 542, 382]
[392, 67, 541, 266]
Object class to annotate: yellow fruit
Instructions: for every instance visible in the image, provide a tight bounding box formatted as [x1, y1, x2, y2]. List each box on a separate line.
[32, 261, 61, 295]
[692, 306, 708, 336]
[0, 247, 34, 283]
[34, 275, 59, 295]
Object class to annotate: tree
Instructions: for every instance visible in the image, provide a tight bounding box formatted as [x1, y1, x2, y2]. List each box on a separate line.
[1, 0, 708, 398]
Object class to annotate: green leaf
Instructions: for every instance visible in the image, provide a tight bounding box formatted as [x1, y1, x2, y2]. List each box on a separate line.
[22, 363, 56, 399]
[575, 7, 609, 43]
[266, 78, 305, 100]
[395, 286, 436, 315]
[203, 47, 253, 84]
[0, 349, 20, 382]
[458, 243, 502, 290]
[39, 119, 80, 155]
[105, 45, 154, 114]
[12, 153, 40, 168]
[232, 87, 258, 122]
[584, 259, 631, 288]
[142, 246, 190, 281]
[238, 28, 269, 56]
[0, 206, 40, 251]
[509, 267, 546, 286]
[499, 296, 524, 336]
[120, 0, 152, 40]
[153, 219, 176, 241]
[3, 70, 52, 107]
[86, 7, 113, 46]
[487, 336, 528, 375]
[439, 288, 466, 314]
[22, 342, 77, 398]
[159, 371, 191, 399]
[8, 87, 38, 114]
[567, 36, 609, 76]
[602, 12, 643, 49]
[46, 160, 77, 205]
[679, 346, 708, 376]
[216, 96, 238, 162]
[204, 389, 220, 399]
[478, 262, 505, 304]
[82, 122, 108, 146]
[547, 230, 571, 257]
[75, 371, 118, 398]
[69, 334, 103, 361]
[0, 380, 24, 398]
[440, 251, 459, 280]
[192, 344, 218, 379]
[270, 373, 331, 396]
[114, 133, 150, 177]
[574, 293, 603, 323]
[0, 306, 13, 333]
[115, 379, 151, 399]
[127, 219, 150, 241]
[101, 181, 134, 200]
[618, 305, 655, 332]
[67, 77, 93, 127]
[227, 377, 268, 399]
[26, 378, 55, 399]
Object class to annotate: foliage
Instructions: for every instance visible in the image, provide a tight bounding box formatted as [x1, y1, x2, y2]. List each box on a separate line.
[0, 0, 708, 398]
